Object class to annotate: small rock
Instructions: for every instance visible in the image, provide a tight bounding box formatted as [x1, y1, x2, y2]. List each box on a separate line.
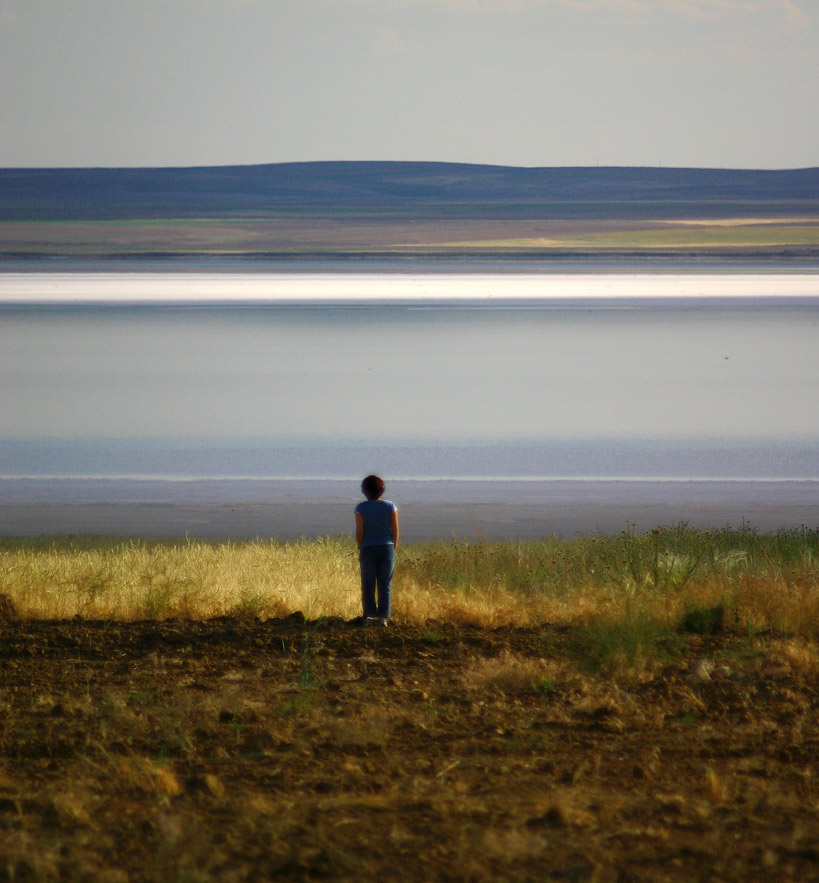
[155, 812, 184, 843]
[204, 774, 225, 798]
[762, 849, 777, 869]
[693, 659, 714, 682]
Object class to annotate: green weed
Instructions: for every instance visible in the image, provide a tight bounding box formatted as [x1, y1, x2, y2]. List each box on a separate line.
[533, 677, 556, 695]
[275, 694, 315, 716]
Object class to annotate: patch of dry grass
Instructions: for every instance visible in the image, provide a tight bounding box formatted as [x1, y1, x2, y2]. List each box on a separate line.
[0, 537, 361, 621]
[1, 528, 817, 648]
[757, 637, 819, 678]
[463, 651, 558, 694]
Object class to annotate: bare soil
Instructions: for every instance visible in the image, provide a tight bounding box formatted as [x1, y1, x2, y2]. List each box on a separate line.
[1, 615, 818, 881]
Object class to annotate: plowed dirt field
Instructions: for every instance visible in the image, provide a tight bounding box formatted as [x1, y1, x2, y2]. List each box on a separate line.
[1, 615, 818, 881]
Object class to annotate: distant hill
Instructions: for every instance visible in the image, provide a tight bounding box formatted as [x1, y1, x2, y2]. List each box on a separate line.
[2, 162, 819, 221]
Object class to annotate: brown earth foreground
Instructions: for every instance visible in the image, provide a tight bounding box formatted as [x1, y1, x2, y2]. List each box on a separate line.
[1, 614, 818, 882]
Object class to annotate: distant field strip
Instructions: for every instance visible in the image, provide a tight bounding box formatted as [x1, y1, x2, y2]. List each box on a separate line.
[669, 217, 819, 226]
[430, 223, 819, 251]
[3, 217, 819, 255]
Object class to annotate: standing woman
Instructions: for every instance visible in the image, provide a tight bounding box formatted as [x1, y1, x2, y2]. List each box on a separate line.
[355, 475, 399, 626]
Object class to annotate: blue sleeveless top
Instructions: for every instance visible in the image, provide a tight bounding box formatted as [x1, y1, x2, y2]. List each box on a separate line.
[355, 499, 397, 548]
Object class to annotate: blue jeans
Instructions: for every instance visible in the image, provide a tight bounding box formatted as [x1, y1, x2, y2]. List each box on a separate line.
[359, 544, 395, 619]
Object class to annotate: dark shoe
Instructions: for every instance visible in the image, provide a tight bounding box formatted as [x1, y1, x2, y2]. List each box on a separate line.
[378, 618, 389, 628]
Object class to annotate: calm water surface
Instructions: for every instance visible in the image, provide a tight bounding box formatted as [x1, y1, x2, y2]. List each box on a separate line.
[3, 272, 819, 447]
[3, 270, 818, 534]
[2, 271, 819, 481]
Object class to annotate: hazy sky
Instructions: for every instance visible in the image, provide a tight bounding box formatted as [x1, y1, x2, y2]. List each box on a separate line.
[1, 0, 816, 169]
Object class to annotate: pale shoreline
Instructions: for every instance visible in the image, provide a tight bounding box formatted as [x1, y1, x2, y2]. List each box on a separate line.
[1, 479, 816, 540]
[3, 270, 819, 305]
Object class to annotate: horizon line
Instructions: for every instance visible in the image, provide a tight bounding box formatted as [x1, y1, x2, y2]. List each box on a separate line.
[3, 159, 819, 173]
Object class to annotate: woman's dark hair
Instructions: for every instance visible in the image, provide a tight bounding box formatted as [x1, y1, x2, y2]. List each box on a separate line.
[361, 475, 385, 501]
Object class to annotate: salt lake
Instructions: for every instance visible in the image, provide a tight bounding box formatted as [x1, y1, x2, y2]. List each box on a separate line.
[1, 267, 818, 536]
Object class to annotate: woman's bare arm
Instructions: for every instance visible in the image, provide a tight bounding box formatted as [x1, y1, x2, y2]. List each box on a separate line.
[390, 509, 400, 548]
[355, 512, 365, 548]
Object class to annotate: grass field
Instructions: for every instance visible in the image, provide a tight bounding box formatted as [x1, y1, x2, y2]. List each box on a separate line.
[3, 526, 818, 662]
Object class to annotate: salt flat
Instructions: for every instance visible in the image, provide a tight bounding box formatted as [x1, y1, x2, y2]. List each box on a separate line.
[1, 479, 816, 539]
[2, 270, 819, 303]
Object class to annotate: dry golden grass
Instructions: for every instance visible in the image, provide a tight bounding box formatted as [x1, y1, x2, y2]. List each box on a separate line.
[0, 538, 361, 621]
[1, 527, 817, 645]
[463, 651, 555, 694]
[757, 637, 819, 678]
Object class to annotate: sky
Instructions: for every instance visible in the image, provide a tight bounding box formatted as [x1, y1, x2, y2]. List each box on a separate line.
[0, 0, 816, 170]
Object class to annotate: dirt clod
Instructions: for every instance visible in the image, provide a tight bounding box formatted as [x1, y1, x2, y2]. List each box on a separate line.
[0, 592, 17, 622]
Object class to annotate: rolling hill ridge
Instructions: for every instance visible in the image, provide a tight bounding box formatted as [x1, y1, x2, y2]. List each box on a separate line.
[2, 161, 819, 221]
